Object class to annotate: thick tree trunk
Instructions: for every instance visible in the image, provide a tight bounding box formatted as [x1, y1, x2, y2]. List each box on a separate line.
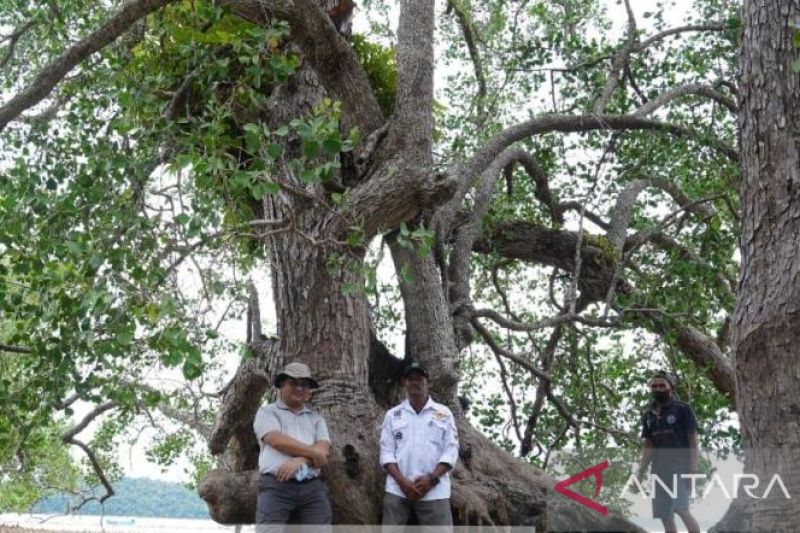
[200, 226, 645, 529]
[713, 1, 800, 531]
[267, 236, 388, 525]
[200, 55, 387, 523]
[198, 8, 643, 530]
[389, 240, 460, 401]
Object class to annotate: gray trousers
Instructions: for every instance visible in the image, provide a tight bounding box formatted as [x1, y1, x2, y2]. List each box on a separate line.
[382, 492, 453, 531]
[256, 474, 332, 533]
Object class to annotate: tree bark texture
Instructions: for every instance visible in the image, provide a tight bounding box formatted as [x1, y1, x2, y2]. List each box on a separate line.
[196, 58, 643, 533]
[713, 1, 800, 531]
[198, 2, 642, 530]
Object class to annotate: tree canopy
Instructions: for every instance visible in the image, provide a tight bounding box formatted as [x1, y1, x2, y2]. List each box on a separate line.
[0, 0, 770, 526]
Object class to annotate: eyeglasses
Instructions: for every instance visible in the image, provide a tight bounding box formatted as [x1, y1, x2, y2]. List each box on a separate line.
[285, 379, 312, 389]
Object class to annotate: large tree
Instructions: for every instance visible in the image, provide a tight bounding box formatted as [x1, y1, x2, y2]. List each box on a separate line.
[2, 0, 794, 530]
[711, 0, 800, 531]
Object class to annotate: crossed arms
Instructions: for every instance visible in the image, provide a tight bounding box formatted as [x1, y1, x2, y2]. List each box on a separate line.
[262, 431, 331, 482]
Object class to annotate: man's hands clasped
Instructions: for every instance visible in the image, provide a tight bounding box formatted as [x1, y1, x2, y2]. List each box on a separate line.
[396, 473, 438, 501]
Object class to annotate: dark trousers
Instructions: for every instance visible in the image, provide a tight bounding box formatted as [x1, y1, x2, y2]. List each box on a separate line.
[256, 474, 332, 533]
[382, 492, 453, 531]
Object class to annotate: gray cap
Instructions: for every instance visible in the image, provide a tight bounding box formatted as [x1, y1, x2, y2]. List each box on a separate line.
[275, 362, 319, 389]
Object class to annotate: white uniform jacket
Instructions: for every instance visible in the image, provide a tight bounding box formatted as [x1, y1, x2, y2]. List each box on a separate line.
[379, 397, 459, 501]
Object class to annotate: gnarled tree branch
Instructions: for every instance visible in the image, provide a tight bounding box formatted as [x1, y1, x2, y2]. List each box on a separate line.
[67, 438, 115, 505]
[463, 114, 738, 184]
[474, 221, 622, 303]
[392, 0, 435, 153]
[222, 0, 383, 137]
[61, 401, 116, 443]
[59, 401, 119, 506]
[636, 23, 730, 52]
[0, 343, 32, 354]
[475, 219, 736, 402]
[633, 82, 737, 116]
[472, 319, 634, 440]
[634, 309, 735, 403]
[593, 0, 637, 114]
[0, 20, 37, 69]
[447, 0, 487, 115]
[0, 0, 176, 131]
[448, 147, 556, 309]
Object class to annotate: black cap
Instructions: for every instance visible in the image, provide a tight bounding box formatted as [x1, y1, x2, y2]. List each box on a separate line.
[652, 370, 677, 388]
[402, 362, 428, 379]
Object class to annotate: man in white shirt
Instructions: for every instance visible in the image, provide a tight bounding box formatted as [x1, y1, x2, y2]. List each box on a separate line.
[380, 362, 459, 527]
[253, 362, 332, 531]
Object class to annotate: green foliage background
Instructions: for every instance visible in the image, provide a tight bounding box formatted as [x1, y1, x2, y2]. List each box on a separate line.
[0, 0, 742, 511]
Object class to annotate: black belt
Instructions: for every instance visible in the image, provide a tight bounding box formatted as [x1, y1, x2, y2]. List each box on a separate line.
[263, 473, 319, 484]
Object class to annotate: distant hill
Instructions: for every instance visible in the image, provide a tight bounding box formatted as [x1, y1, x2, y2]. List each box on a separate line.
[32, 477, 209, 519]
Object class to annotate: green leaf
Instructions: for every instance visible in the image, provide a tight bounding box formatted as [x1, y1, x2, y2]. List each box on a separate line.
[143, 390, 162, 407]
[245, 131, 261, 153]
[145, 304, 160, 323]
[301, 169, 318, 182]
[174, 213, 190, 225]
[262, 181, 280, 194]
[398, 263, 416, 285]
[252, 181, 280, 199]
[162, 327, 183, 348]
[303, 140, 320, 159]
[161, 349, 183, 367]
[115, 330, 134, 346]
[182, 355, 203, 380]
[211, 280, 226, 295]
[322, 137, 342, 154]
[267, 143, 283, 158]
[346, 224, 365, 247]
[231, 171, 252, 191]
[251, 183, 266, 200]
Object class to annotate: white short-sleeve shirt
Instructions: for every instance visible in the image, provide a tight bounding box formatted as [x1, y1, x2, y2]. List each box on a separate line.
[253, 398, 331, 477]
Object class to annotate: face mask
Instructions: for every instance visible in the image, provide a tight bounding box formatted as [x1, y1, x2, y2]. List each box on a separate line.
[652, 391, 670, 403]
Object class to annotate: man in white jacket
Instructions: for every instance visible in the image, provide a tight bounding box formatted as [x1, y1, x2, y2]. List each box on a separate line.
[380, 362, 459, 527]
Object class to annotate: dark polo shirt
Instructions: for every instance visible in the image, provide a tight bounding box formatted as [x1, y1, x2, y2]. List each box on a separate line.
[641, 399, 697, 474]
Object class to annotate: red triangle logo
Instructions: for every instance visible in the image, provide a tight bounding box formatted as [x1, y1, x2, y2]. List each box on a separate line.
[553, 460, 609, 515]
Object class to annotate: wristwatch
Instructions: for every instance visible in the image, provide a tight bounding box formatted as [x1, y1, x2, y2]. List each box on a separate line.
[428, 474, 440, 486]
